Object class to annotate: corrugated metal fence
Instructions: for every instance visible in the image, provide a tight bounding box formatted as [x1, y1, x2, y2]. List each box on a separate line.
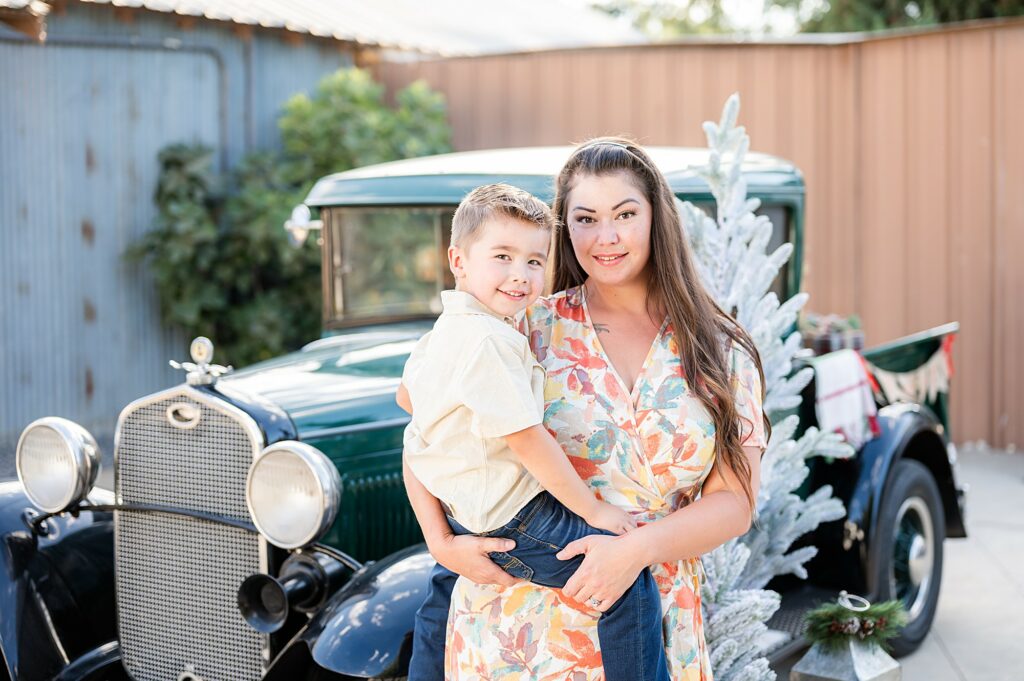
[0, 3, 352, 465]
[373, 19, 1024, 449]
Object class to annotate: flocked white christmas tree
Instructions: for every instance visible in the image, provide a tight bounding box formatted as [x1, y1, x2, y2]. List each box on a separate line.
[679, 94, 855, 681]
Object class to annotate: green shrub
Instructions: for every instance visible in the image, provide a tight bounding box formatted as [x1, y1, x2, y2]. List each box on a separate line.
[129, 68, 452, 366]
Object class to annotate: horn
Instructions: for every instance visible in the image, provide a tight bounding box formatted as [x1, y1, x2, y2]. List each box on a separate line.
[238, 550, 349, 633]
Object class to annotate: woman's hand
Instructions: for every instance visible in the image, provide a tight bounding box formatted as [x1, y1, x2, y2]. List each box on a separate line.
[403, 457, 518, 587]
[556, 534, 647, 613]
[429, 532, 521, 587]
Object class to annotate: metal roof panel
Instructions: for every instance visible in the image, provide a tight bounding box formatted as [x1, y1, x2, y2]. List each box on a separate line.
[73, 0, 646, 55]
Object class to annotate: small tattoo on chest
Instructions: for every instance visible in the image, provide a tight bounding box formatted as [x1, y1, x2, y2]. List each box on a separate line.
[593, 323, 610, 335]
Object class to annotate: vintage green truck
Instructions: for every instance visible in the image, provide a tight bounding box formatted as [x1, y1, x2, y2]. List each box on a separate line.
[2, 147, 965, 680]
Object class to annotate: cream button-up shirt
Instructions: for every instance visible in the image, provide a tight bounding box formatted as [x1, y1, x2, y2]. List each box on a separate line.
[402, 290, 544, 533]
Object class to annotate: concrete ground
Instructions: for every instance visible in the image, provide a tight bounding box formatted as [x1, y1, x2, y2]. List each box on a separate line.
[774, 445, 1024, 681]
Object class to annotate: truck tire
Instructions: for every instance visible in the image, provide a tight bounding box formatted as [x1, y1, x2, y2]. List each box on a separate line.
[873, 458, 945, 657]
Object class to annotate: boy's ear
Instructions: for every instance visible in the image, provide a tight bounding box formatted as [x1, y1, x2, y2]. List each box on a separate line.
[448, 245, 466, 281]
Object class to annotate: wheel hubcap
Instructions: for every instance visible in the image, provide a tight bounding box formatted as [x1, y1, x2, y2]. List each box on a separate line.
[891, 496, 934, 620]
[908, 534, 929, 585]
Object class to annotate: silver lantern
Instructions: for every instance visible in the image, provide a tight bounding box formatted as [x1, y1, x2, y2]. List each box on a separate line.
[791, 593, 902, 681]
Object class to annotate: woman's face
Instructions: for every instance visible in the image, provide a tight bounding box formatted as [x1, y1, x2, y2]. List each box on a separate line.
[564, 171, 653, 289]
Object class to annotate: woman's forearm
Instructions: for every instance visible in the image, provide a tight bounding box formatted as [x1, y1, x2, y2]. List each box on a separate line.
[403, 455, 519, 586]
[402, 456, 452, 550]
[397, 387, 448, 548]
[625, 488, 752, 567]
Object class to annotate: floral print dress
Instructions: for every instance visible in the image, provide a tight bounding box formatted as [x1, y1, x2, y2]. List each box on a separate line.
[445, 287, 768, 681]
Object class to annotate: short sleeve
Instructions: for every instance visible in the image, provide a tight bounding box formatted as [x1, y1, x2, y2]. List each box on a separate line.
[730, 343, 768, 449]
[458, 335, 544, 439]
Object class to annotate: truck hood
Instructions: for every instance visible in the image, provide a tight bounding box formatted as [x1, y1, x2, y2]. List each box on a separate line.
[221, 324, 430, 438]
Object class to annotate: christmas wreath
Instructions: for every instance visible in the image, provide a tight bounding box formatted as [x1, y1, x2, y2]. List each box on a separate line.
[803, 592, 908, 651]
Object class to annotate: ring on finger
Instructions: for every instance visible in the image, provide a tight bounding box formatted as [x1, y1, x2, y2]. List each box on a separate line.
[588, 597, 602, 608]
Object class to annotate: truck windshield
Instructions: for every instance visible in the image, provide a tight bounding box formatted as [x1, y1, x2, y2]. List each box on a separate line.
[324, 202, 791, 326]
[325, 207, 455, 324]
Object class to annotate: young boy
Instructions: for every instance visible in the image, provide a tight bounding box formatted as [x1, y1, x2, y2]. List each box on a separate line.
[399, 184, 669, 681]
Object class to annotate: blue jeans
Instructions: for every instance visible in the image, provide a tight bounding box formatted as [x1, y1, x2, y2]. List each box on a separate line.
[409, 491, 670, 681]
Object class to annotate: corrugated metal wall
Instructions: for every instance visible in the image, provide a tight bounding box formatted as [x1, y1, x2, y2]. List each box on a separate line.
[373, 19, 1024, 449]
[0, 3, 353, 465]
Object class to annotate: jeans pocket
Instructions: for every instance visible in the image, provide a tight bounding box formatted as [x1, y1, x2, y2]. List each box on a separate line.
[487, 551, 535, 581]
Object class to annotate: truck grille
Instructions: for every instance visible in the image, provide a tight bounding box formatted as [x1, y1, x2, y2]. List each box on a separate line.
[114, 387, 268, 681]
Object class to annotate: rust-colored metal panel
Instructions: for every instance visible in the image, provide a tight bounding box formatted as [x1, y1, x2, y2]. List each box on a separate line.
[737, 46, 781, 153]
[858, 39, 908, 347]
[638, 49, 672, 144]
[596, 49, 636, 138]
[668, 47, 717, 147]
[904, 34, 951, 335]
[567, 50, 608, 142]
[537, 53, 572, 145]
[374, 61, 414, 105]
[473, 56, 509, 149]
[781, 48, 823, 305]
[948, 29, 995, 444]
[505, 55, 541, 147]
[598, 49, 634, 140]
[704, 47, 743, 129]
[993, 26, 1024, 449]
[444, 58, 480, 150]
[823, 45, 859, 317]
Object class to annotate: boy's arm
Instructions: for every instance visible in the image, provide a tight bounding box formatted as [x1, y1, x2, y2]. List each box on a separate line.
[396, 382, 412, 414]
[505, 425, 635, 535]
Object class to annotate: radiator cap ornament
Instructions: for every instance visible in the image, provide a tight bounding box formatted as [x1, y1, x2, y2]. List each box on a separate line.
[170, 336, 233, 386]
[191, 337, 214, 364]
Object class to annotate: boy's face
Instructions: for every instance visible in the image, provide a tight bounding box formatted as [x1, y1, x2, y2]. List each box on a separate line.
[448, 215, 549, 318]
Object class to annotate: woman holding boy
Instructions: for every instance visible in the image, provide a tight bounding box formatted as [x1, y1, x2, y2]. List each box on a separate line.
[407, 138, 769, 680]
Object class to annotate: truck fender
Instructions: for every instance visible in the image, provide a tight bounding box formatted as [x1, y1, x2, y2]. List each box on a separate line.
[0, 481, 118, 681]
[844, 404, 964, 588]
[266, 545, 434, 679]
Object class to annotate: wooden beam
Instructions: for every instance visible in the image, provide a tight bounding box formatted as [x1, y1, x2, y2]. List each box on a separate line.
[113, 7, 135, 24]
[0, 12, 46, 42]
[355, 47, 381, 68]
[281, 30, 304, 47]
[231, 23, 254, 41]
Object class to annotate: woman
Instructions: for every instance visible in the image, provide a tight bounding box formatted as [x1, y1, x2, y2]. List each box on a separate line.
[411, 138, 770, 680]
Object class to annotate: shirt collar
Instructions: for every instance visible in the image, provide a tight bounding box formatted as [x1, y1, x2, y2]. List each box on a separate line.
[441, 289, 517, 326]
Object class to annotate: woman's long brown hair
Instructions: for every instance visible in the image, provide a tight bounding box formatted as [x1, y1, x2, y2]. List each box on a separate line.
[551, 137, 771, 516]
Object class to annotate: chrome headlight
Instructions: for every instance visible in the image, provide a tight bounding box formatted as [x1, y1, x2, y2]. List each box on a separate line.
[16, 417, 101, 513]
[245, 441, 341, 549]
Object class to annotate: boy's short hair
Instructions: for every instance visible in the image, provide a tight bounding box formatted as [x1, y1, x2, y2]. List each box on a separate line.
[451, 183, 555, 248]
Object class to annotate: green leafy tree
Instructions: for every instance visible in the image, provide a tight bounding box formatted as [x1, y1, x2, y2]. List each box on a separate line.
[594, 0, 734, 36]
[592, 0, 1023, 36]
[776, 0, 1024, 32]
[129, 68, 452, 366]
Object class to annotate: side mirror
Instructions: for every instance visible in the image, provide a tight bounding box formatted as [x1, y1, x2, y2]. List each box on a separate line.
[284, 204, 323, 247]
